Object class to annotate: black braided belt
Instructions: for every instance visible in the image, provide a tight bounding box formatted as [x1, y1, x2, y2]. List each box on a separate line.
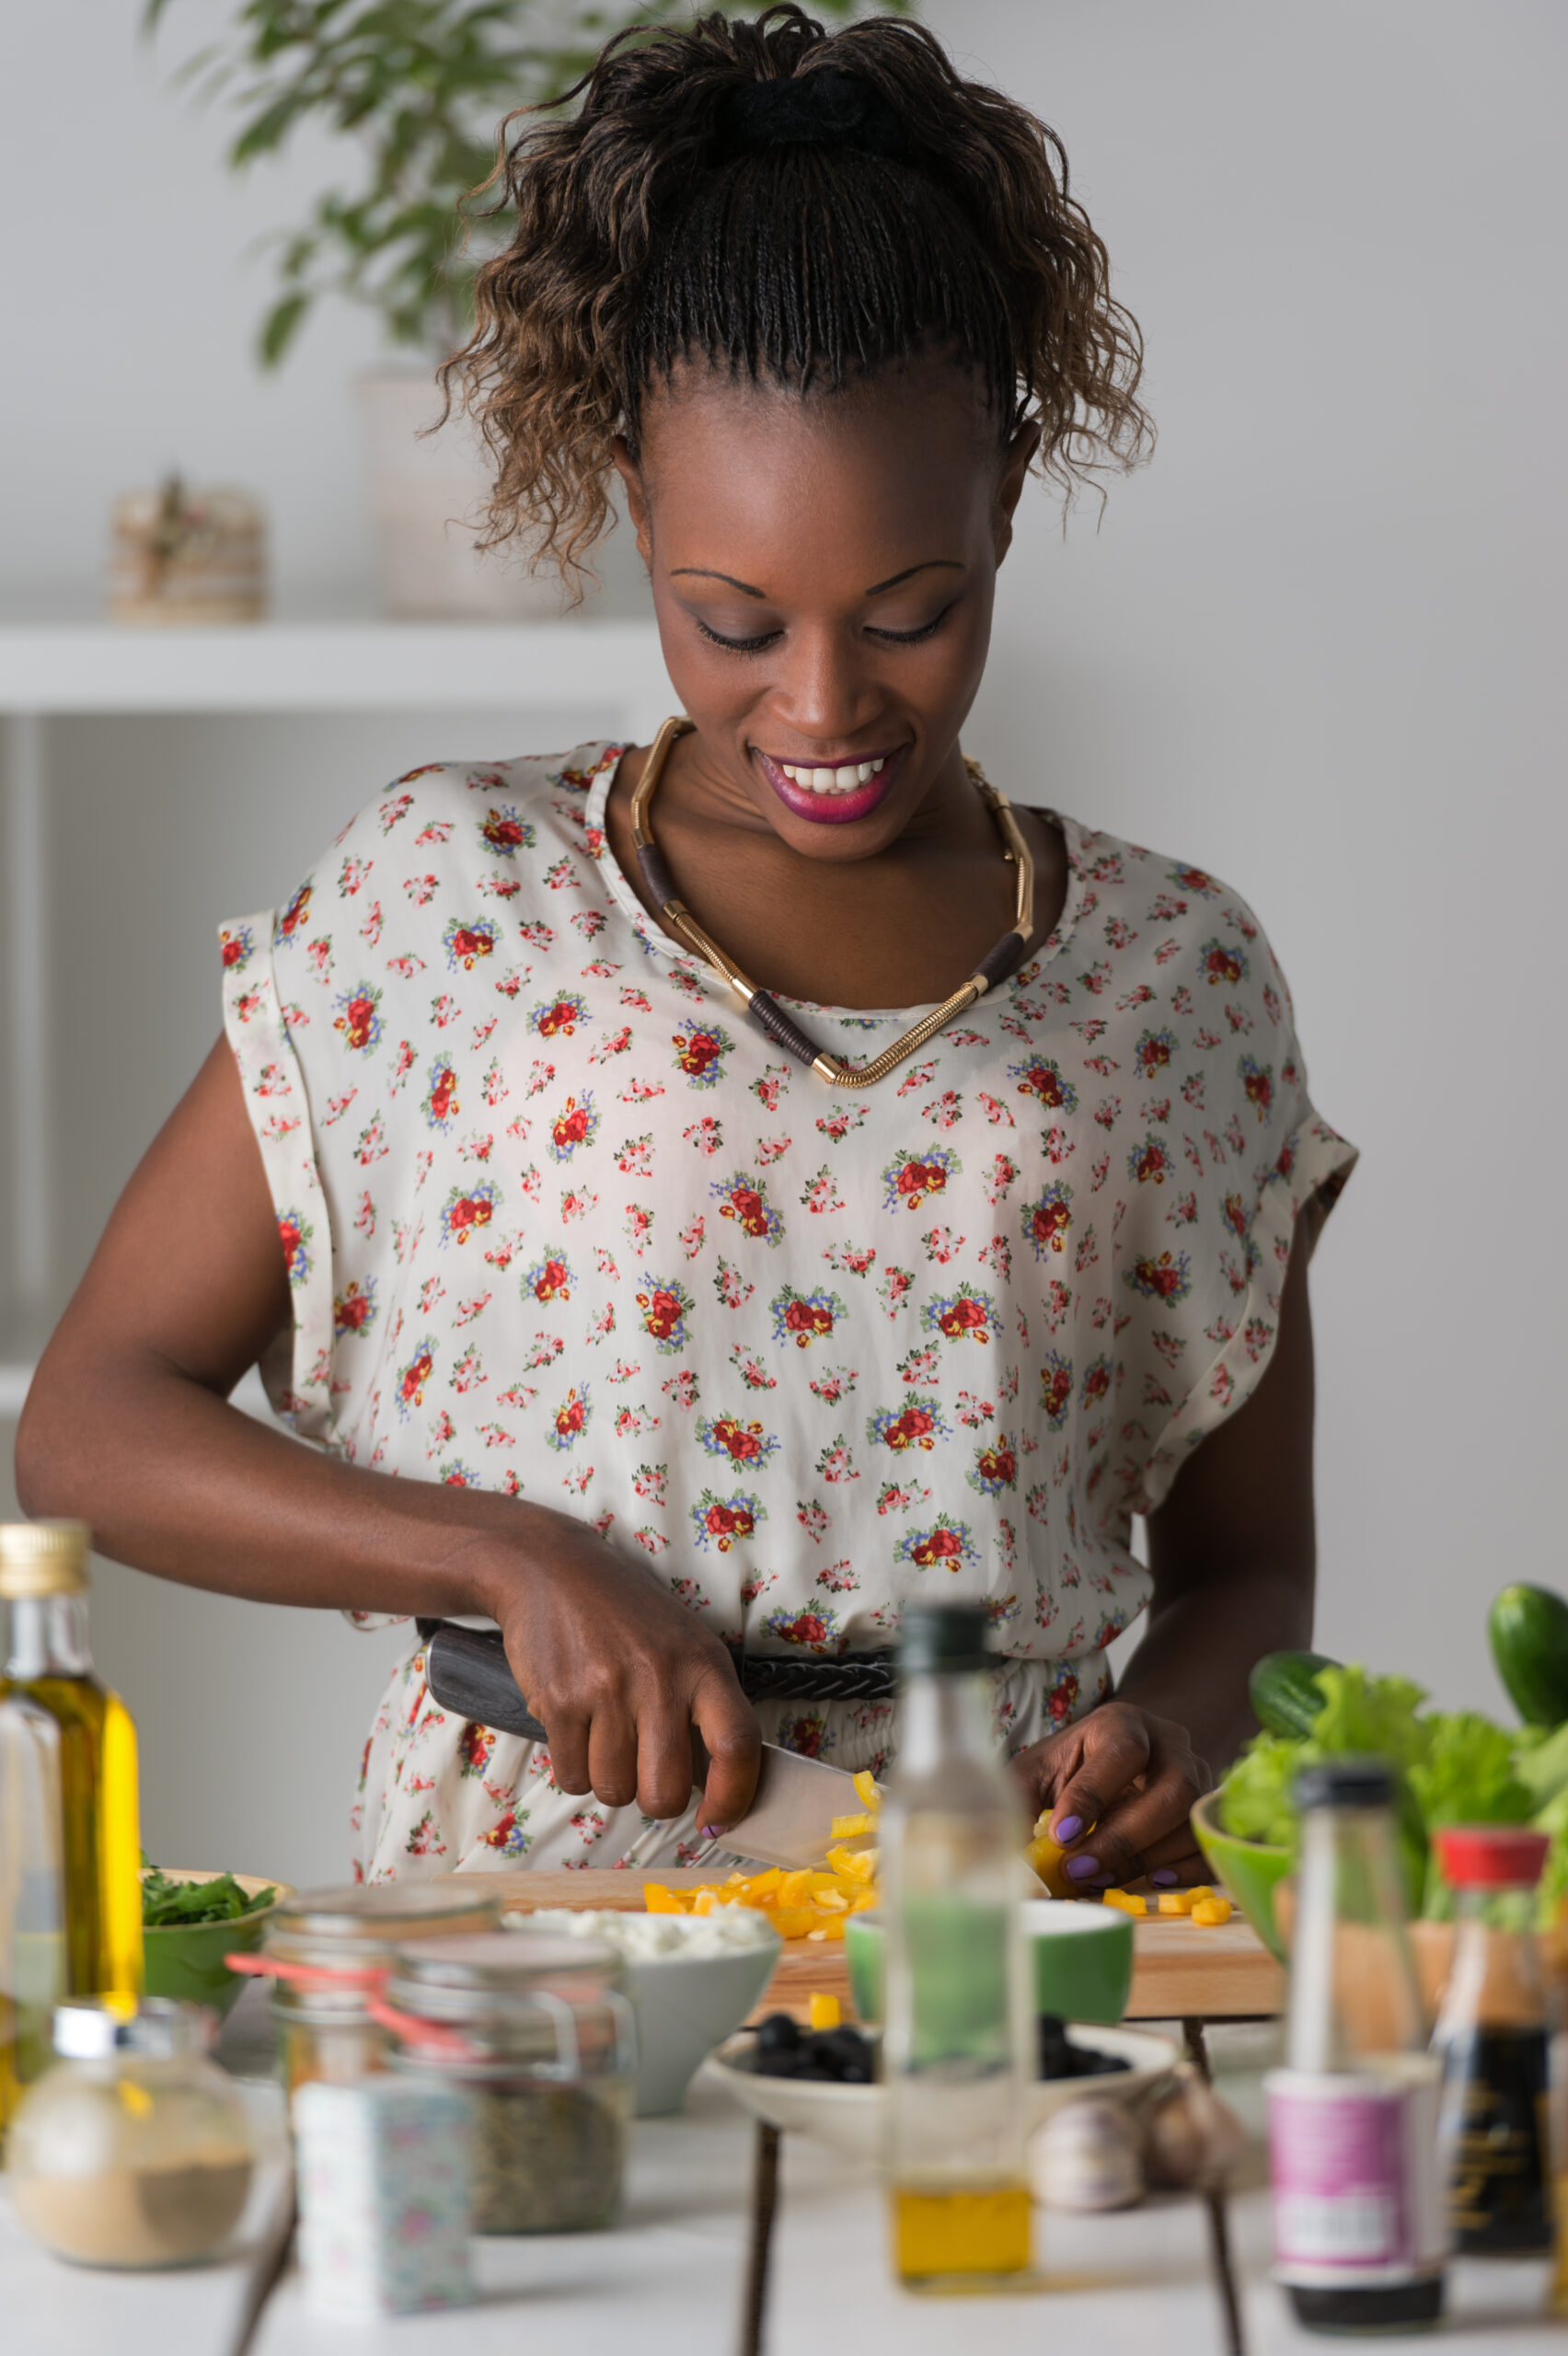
[415, 1619, 896, 1739]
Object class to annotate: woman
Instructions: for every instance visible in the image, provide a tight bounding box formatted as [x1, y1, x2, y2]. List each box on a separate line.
[16, 7, 1353, 1886]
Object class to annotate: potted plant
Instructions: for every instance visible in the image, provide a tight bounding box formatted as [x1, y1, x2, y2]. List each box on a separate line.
[147, 0, 896, 618]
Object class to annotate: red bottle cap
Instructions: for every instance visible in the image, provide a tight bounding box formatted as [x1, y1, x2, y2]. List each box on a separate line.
[1432, 1825, 1551, 1888]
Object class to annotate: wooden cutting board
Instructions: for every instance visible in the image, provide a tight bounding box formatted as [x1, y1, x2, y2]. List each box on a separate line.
[438, 1869, 1286, 2024]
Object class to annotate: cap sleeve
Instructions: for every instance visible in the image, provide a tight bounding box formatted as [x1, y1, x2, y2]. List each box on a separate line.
[1115, 908, 1356, 1517]
[218, 908, 338, 1444]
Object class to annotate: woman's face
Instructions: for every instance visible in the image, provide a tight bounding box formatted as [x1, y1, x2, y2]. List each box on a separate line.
[615, 355, 1037, 862]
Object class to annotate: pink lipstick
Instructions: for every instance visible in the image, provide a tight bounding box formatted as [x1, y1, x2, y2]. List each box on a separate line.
[755, 745, 905, 826]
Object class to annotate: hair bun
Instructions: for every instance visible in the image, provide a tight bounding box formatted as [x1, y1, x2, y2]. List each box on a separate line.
[714, 65, 908, 166]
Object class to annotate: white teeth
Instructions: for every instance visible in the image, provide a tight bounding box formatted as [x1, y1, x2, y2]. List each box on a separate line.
[778, 756, 887, 792]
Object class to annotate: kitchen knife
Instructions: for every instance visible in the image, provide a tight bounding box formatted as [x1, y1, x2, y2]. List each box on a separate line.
[422, 1619, 873, 1872]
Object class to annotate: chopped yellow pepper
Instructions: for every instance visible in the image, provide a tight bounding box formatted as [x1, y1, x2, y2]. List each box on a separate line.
[1101, 1888, 1146, 1916]
[1158, 1888, 1200, 1916]
[644, 1883, 682, 1913]
[826, 1844, 878, 1884]
[809, 1992, 842, 2030]
[830, 1812, 873, 1840]
[1191, 1896, 1232, 1926]
[853, 1770, 882, 1812]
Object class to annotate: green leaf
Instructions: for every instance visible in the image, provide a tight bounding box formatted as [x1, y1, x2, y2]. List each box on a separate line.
[259, 290, 311, 366]
[142, 1871, 277, 1927]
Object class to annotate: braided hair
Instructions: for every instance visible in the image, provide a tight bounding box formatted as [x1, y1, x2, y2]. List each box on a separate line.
[445, 6, 1151, 585]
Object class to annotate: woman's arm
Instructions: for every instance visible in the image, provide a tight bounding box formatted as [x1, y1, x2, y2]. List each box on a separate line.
[1010, 1230, 1317, 1886]
[15, 1040, 761, 1831]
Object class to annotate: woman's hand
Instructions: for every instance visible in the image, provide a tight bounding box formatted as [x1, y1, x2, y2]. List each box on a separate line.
[1009, 1702, 1212, 1890]
[478, 1515, 762, 1835]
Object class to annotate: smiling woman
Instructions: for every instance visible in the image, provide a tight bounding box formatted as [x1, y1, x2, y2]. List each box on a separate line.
[17, 5, 1355, 1890]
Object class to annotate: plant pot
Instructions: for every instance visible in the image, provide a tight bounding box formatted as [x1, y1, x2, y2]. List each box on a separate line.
[358, 369, 643, 622]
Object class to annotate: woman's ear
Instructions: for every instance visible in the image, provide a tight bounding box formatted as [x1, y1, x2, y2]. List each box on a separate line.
[993, 420, 1041, 567]
[610, 437, 652, 571]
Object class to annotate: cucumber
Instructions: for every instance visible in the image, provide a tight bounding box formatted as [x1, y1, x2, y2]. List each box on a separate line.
[1489, 1583, 1568, 1727]
[1249, 1649, 1342, 1740]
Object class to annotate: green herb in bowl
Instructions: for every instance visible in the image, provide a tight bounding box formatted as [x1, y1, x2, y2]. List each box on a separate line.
[139, 1866, 291, 2017]
[142, 1869, 278, 1928]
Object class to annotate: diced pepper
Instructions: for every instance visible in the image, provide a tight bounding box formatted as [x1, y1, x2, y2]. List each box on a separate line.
[1024, 1833, 1076, 1901]
[778, 1869, 814, 1908]
[806, 1919, 846, 1942]
[853, 1770, 882, 1812]
[644, 1884, 684, 1913]
[826, 1844, 878, 1884]
[1158, 1888, 1200, 1916]
[691, 1888, 721, 1915]
[1187, 1886, 1216, 1904]
[813, 1888, 848, 1913]
[772, 1908, 818, 1941]
[1101, 1888, 1146, 1916]
[1191, 1896, 1232, 1926]
[746, 1867, 783, 1897]
[847, 1888, 880, 1912]
[809, 1992, 842, 2029]
[830, 1812, 873, 1840]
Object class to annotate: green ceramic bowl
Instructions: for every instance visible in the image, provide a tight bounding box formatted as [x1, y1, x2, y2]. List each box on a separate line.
[845, 1898, 1134, 2027]
[140, 1869, 292, 2020]
[1190, 1789, 1293, 1961]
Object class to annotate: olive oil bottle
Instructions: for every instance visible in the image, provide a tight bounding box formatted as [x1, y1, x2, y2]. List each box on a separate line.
[0, 1685, 66, 2129]
[0, 1522, 142, 2003]
[881, 1603, 1033, 2290]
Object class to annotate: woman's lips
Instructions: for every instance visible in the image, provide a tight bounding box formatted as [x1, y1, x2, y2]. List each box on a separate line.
[754, 745, 905, 826]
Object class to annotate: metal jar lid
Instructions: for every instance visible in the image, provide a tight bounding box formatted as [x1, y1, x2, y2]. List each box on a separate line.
[387, 1929, 622, 2022]
[263, 1881, 503, 1973]
[54, 1997, 214, 2062]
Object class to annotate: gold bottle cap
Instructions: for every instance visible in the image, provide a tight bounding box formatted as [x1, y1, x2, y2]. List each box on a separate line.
[0, 1520, 91, 1598]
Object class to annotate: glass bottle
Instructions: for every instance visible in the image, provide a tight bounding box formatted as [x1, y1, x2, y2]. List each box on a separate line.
[0, 1522, 142, 2002]
[6, 1997, 255, 2268]
[1266, 1757, 1447, 2334]
[881, 1602, 1032, 2290]
[1430, 1824, 1555, 2258]
[0, 1685, 67, 2131]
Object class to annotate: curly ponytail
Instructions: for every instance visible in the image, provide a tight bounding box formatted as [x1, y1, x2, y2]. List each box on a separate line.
[444, 6, 1151, 586]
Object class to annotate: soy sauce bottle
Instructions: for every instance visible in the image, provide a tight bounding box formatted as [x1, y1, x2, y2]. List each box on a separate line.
[1431, 1824, 1555, 2257]
[1265, 1759, 1447, 2333]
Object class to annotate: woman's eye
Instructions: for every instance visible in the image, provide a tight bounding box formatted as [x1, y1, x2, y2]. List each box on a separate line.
[868, 604, 955, 647]
[695, 618, 783, 655]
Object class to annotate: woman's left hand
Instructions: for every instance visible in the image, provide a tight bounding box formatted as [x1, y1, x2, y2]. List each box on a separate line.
[1009, 1702, 1214, 1890]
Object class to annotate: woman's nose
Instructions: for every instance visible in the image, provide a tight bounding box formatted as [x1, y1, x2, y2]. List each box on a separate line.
[768, 623, 882, 746]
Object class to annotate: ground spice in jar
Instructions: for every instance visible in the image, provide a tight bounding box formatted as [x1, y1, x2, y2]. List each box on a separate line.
[6, 1999, 256, 2269]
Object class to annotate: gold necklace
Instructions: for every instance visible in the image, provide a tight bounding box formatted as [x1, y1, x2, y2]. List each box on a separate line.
[627, 715, 1036, 1091]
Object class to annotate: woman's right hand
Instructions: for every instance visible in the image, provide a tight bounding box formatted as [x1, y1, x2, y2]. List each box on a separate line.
[476, 1513, 762, 1834]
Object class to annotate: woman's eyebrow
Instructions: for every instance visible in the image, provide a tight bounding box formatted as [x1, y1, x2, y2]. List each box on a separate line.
[668, 558, 966, 599]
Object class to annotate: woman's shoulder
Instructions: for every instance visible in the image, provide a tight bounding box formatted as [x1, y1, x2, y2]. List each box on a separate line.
[1034, 814, 1292, 1022]
[321, 741, 623, 867]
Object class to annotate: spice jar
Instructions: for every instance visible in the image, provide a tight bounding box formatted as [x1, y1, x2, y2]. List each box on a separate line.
[259, 1883, 502, 2094]
[381, 1930, 636, 2234]
[6, 1998, 256, 2268]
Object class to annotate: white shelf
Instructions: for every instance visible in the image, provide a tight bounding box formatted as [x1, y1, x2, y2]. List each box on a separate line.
[0, 617, 670, 715]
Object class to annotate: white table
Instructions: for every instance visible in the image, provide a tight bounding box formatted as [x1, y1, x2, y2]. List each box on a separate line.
[6, 2040, 1561, 2355]
[0, 615, 671, 1412]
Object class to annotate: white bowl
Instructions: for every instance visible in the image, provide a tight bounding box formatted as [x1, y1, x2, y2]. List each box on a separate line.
[511, 1911, 783, 2117]
[704, 2023, 1180, 2165]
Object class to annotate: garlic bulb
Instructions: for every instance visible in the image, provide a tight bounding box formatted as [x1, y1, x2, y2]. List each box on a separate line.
[1032, 2099, 1143, 2212]
[1142, 2064, 1248, 2191]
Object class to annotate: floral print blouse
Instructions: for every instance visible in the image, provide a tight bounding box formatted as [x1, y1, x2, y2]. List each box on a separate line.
[220, 741, 1355, 1876]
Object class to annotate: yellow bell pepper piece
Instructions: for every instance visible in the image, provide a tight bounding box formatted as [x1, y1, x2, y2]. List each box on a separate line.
[812, 1888, 848, 1912]
[644, 1883, 685, 1913]
[1158, 1888, 1199, 1916]
[1191, 1896, 1232, 1926]
[1023, 1833, 1077, 1901]
[778, 1869, 814, 1908]
[746, 1867, 783, 1897]
[1101, 1888, 1146, 1916]
[691, 1888, 721, 1915]
[853, 1770, 882, 1812]
[809, 1992, 841, 2030]
[826, 1844, 878, 1883]
[830, 1812, 873, 1840]
[806, 1919, 847, 1942]
[773, 1907, 818, 1941]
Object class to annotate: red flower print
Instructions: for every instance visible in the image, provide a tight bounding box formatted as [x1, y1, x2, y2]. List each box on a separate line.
[1201, 942, 1244, 987]
[1048, 1671, 1081, 1724]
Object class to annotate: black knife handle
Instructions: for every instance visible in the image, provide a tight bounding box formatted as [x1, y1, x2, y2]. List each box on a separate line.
[422, 1622, 548, 1742]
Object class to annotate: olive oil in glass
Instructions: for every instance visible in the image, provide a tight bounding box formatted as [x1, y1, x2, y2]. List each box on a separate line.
[0, 1522, 142, 2003]
[881, 1603, 1032, 2290]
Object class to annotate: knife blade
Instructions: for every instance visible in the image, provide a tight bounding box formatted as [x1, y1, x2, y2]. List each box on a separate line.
[422, 1620, 873, 1872]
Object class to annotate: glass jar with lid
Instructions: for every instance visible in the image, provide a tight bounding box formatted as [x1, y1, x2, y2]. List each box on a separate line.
[258, 1882, 502, 2094]
[6, 1997, 256, 2268]
[380, 1929, 636, 2234]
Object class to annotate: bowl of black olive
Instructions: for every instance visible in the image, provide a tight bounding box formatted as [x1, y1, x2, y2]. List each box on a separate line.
[706, 2013, 1180, 2162]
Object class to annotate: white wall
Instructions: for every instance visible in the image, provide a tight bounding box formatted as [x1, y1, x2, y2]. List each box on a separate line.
[2, 3, 1564, 1884]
